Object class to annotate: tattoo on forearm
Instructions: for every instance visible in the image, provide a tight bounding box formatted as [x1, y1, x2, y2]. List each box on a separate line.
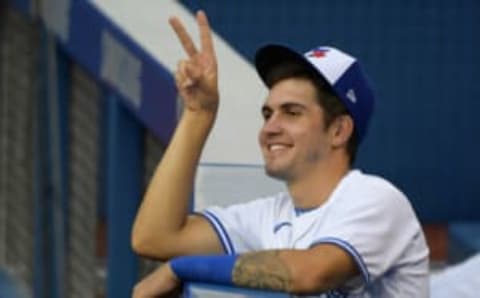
[232, 251, 292, 292]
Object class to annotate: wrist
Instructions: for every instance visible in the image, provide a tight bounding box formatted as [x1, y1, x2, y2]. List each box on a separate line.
[165, 262, 181, 282]
[182, 95, 219, 115]
[182, 106, 217, 122]
[180, 108, 218, 134]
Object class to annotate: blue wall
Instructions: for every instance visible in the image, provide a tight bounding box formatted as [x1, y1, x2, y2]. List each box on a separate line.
[182, 0, 480, 222]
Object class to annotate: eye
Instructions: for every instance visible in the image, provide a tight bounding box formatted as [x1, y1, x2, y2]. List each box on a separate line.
[285, 108, 301, 116]
[281, 103, 305, 117]
[261, 107, 272, 120]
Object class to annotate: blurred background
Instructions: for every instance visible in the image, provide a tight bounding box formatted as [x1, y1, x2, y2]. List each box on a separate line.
[0, 0, 479, 297]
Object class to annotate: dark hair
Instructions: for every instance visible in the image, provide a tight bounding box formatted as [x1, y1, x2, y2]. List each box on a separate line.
[264, 61, 359, 164]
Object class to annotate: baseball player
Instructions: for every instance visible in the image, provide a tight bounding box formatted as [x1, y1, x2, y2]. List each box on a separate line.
[131, 11, 429, 297]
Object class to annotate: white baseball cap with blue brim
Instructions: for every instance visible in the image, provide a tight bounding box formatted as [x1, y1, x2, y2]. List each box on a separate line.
[255, 44, 375, 143]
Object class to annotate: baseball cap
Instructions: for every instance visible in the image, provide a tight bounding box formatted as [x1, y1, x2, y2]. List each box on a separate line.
[255, 44, 375, 143]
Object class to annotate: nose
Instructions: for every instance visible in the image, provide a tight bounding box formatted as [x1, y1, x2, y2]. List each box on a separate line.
[261, 113, 282, 136]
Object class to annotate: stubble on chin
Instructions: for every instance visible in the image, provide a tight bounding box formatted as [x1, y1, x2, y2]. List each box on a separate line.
[264, 165, 290, 182]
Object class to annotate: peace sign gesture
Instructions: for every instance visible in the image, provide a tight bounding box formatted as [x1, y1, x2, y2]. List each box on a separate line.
[169, 11, 219, 113]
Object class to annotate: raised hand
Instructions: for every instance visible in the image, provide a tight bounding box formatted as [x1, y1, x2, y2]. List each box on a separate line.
[169, 11, 219, 113]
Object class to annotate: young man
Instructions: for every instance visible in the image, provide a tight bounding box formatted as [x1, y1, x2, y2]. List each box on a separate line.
[131, 11, 429, 297]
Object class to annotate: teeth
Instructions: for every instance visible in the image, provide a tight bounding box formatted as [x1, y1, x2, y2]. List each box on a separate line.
[269, 144, 287, 151]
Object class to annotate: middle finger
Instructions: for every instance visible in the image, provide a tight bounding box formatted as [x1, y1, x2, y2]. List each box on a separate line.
[169, 16, 198, 57]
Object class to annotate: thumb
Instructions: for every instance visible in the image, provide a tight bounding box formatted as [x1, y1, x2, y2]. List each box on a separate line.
[185, 62, 202, 82]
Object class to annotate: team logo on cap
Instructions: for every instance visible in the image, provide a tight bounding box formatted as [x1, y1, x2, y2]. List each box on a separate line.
[307, 48, 329, 58]
[346, 89, 357, 103]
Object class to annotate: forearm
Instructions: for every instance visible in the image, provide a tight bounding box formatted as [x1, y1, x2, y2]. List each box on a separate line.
[170, 247, 357, 294]
[132, 109, 216, 257]
[233, 250, 350, 294]
[169, 251, 296, 293]
[232, 251, 293, 292]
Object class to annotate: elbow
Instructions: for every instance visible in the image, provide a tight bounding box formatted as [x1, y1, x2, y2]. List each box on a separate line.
[288, 269, 341, 295]
[131, 232, 148, 255]
[131, 224, 147, 254]
[131, 230, 170, 261]
[287, 276, 320, 295]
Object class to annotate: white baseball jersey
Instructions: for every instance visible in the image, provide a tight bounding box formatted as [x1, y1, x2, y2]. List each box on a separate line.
[200, 169, 429, 297]
[430, 253, 480, 298]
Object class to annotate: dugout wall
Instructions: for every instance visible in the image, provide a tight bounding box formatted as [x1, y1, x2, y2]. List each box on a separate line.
[0, 1, 174, 297]
[0, 7, 38, 297]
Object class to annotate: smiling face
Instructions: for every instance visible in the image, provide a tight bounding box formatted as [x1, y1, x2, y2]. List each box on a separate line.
[259, 78, 332, 182]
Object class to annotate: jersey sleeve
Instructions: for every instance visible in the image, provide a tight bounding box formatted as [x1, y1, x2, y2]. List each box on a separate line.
[309, 176, 428, 291]
[198, 196, 277, 254]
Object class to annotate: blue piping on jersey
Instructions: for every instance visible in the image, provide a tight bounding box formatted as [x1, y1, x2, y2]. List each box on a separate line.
[199, 211, 235, 254]
[273, 221, 292, 233]
[310, 237, 371, 285]
[294, 207, 317, 216]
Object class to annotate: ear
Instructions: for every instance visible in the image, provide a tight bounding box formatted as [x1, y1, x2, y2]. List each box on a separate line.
[329, 115, 354, 148]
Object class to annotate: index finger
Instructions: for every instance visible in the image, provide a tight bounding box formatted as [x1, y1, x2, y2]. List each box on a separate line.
[196, 11, 215, 55]
[169, 16, 198, 57]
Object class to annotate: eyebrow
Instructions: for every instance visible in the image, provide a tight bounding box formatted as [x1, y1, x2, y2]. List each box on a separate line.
[262, 102, 307, 112]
